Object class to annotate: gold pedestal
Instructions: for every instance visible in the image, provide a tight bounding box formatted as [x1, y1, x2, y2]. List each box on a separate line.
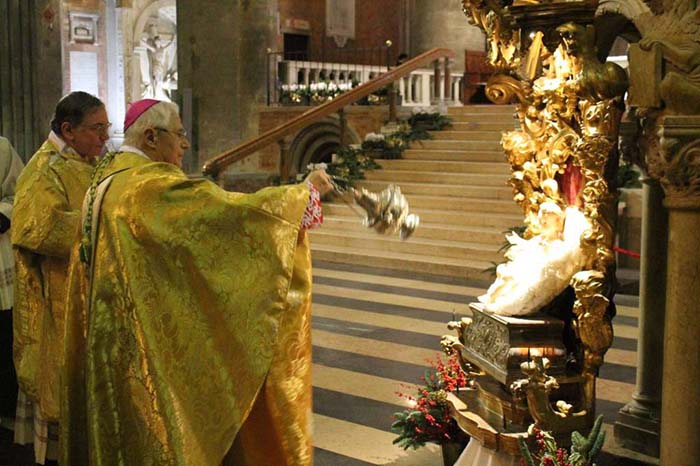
[446, 304, 589, 453]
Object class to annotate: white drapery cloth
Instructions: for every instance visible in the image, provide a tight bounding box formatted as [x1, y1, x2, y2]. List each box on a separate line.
[0, 137, 24, 310]
[14, 390, 59, 464]
[455, 439, 521, 466]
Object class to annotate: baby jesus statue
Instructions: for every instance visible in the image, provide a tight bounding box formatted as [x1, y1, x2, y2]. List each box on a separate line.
[478, 201, 591, 316]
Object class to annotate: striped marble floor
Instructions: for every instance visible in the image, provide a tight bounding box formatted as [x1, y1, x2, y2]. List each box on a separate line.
[309, 261, 654, 466]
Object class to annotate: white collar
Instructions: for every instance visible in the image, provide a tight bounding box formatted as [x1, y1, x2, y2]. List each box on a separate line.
[119, 144, 152, 160]
[48, 131, 81, 157]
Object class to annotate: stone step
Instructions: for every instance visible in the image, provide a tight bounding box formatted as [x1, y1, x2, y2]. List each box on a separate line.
[310, 243, 494, 280]
[321, 215, 508, 244]
[309, 229, 503, 263]
[323, 203, 523, 229]
[355, 180, 514, 200]
[377, 159, 510, 175]
[407, 194, 520, 214]
[409, 139, 502, 151]
[332, 191, 520, 214]
[429, 130, 505, 141]
[448, 105, 516, 115]
[448, 113, 516, 123]
[451, 121, 516, 131]
[402, 149, 505, 163]
[364, 169, 509, 187]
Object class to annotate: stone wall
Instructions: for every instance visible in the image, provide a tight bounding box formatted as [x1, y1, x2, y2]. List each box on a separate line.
[177, 0, 278, 172]
[223, 105, 389, 176]
[60, 0, 108, 100]
[408, 0, 485, 71]
[279, 0, 405, 65]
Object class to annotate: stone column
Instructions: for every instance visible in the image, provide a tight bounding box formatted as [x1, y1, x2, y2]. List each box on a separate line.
[0, 0, 63, 159]
[614, 176, 666, 457]
[177, 0, 278, 175]
[105, 0, 126, 147]
[408, 0, 485, 71]
[656, 115, 700, 466]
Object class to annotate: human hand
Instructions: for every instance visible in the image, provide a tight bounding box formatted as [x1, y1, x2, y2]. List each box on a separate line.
[305, 169, 333, 196]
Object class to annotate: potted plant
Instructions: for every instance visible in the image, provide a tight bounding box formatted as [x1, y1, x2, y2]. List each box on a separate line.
[391, 353, 470, 466]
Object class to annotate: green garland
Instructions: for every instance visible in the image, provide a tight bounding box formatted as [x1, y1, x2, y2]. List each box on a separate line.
[408, 111, 453, 131]
[518, 415, 605, 466]
[324, 146, 380, 191]
[291, 112, 452, 189]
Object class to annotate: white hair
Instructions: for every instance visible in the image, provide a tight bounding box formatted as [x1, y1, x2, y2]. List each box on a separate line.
[123, 101, 180, 146]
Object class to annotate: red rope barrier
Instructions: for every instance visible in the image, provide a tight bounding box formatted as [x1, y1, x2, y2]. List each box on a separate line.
[613, 246, 641, 259]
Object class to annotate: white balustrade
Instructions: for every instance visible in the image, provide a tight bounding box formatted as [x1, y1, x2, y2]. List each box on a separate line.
[275, 58, 463, 107]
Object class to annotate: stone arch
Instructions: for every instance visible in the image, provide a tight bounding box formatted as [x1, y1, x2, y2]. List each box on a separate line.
[594, 0, 650, 61]
[594, 11, 643, 62]
[128, 0, 177, 102]
[133, 0, 175, 44]
[288, 117, 360, 176]
[596, 0, 652, 26]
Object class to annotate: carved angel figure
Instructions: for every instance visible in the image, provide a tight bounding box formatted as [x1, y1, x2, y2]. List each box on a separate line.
[555, 22, 629, 102]
[479, 202, 592, 316]
[629, 0, 700, 113]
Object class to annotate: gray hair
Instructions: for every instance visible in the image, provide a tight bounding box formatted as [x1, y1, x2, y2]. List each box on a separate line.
[123, 101, 180, 146]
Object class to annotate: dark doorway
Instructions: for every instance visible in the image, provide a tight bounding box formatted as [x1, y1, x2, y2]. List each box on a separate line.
[284, 33, 310, 61]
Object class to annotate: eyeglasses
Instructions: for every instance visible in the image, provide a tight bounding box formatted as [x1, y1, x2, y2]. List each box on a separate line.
[82, 122, 113, 135]
[155, 127, 188, 140]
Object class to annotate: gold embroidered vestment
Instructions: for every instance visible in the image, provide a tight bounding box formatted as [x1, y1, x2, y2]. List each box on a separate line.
[12, 140, 94, 421]
[61, 152, 314, 466]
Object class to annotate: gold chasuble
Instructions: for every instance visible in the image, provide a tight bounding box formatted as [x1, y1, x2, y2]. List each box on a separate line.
[12, 139, 94, 421]
[61, 151, 314, 466]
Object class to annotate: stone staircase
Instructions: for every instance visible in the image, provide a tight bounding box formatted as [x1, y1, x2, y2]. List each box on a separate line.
[310, 105, 522, 281]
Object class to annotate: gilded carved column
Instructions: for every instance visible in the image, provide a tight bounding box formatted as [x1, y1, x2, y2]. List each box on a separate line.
[442, 0, 626, 452]
[655, 116, 700, 466]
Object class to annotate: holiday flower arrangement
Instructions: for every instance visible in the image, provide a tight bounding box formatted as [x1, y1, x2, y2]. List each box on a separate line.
[280, 82, 353, 105]
[391, 353, 470, 450]
[518, 415, 605, 466]
[360, 132, 406, 159]
[280, 81, 392, 106]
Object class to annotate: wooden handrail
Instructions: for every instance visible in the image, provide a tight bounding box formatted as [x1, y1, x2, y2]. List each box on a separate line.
[201, 47, 455, 178]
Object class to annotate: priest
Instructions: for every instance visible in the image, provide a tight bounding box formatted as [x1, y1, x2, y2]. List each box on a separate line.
[61, 99, 332, 466]
[12, 91, 109, 464]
